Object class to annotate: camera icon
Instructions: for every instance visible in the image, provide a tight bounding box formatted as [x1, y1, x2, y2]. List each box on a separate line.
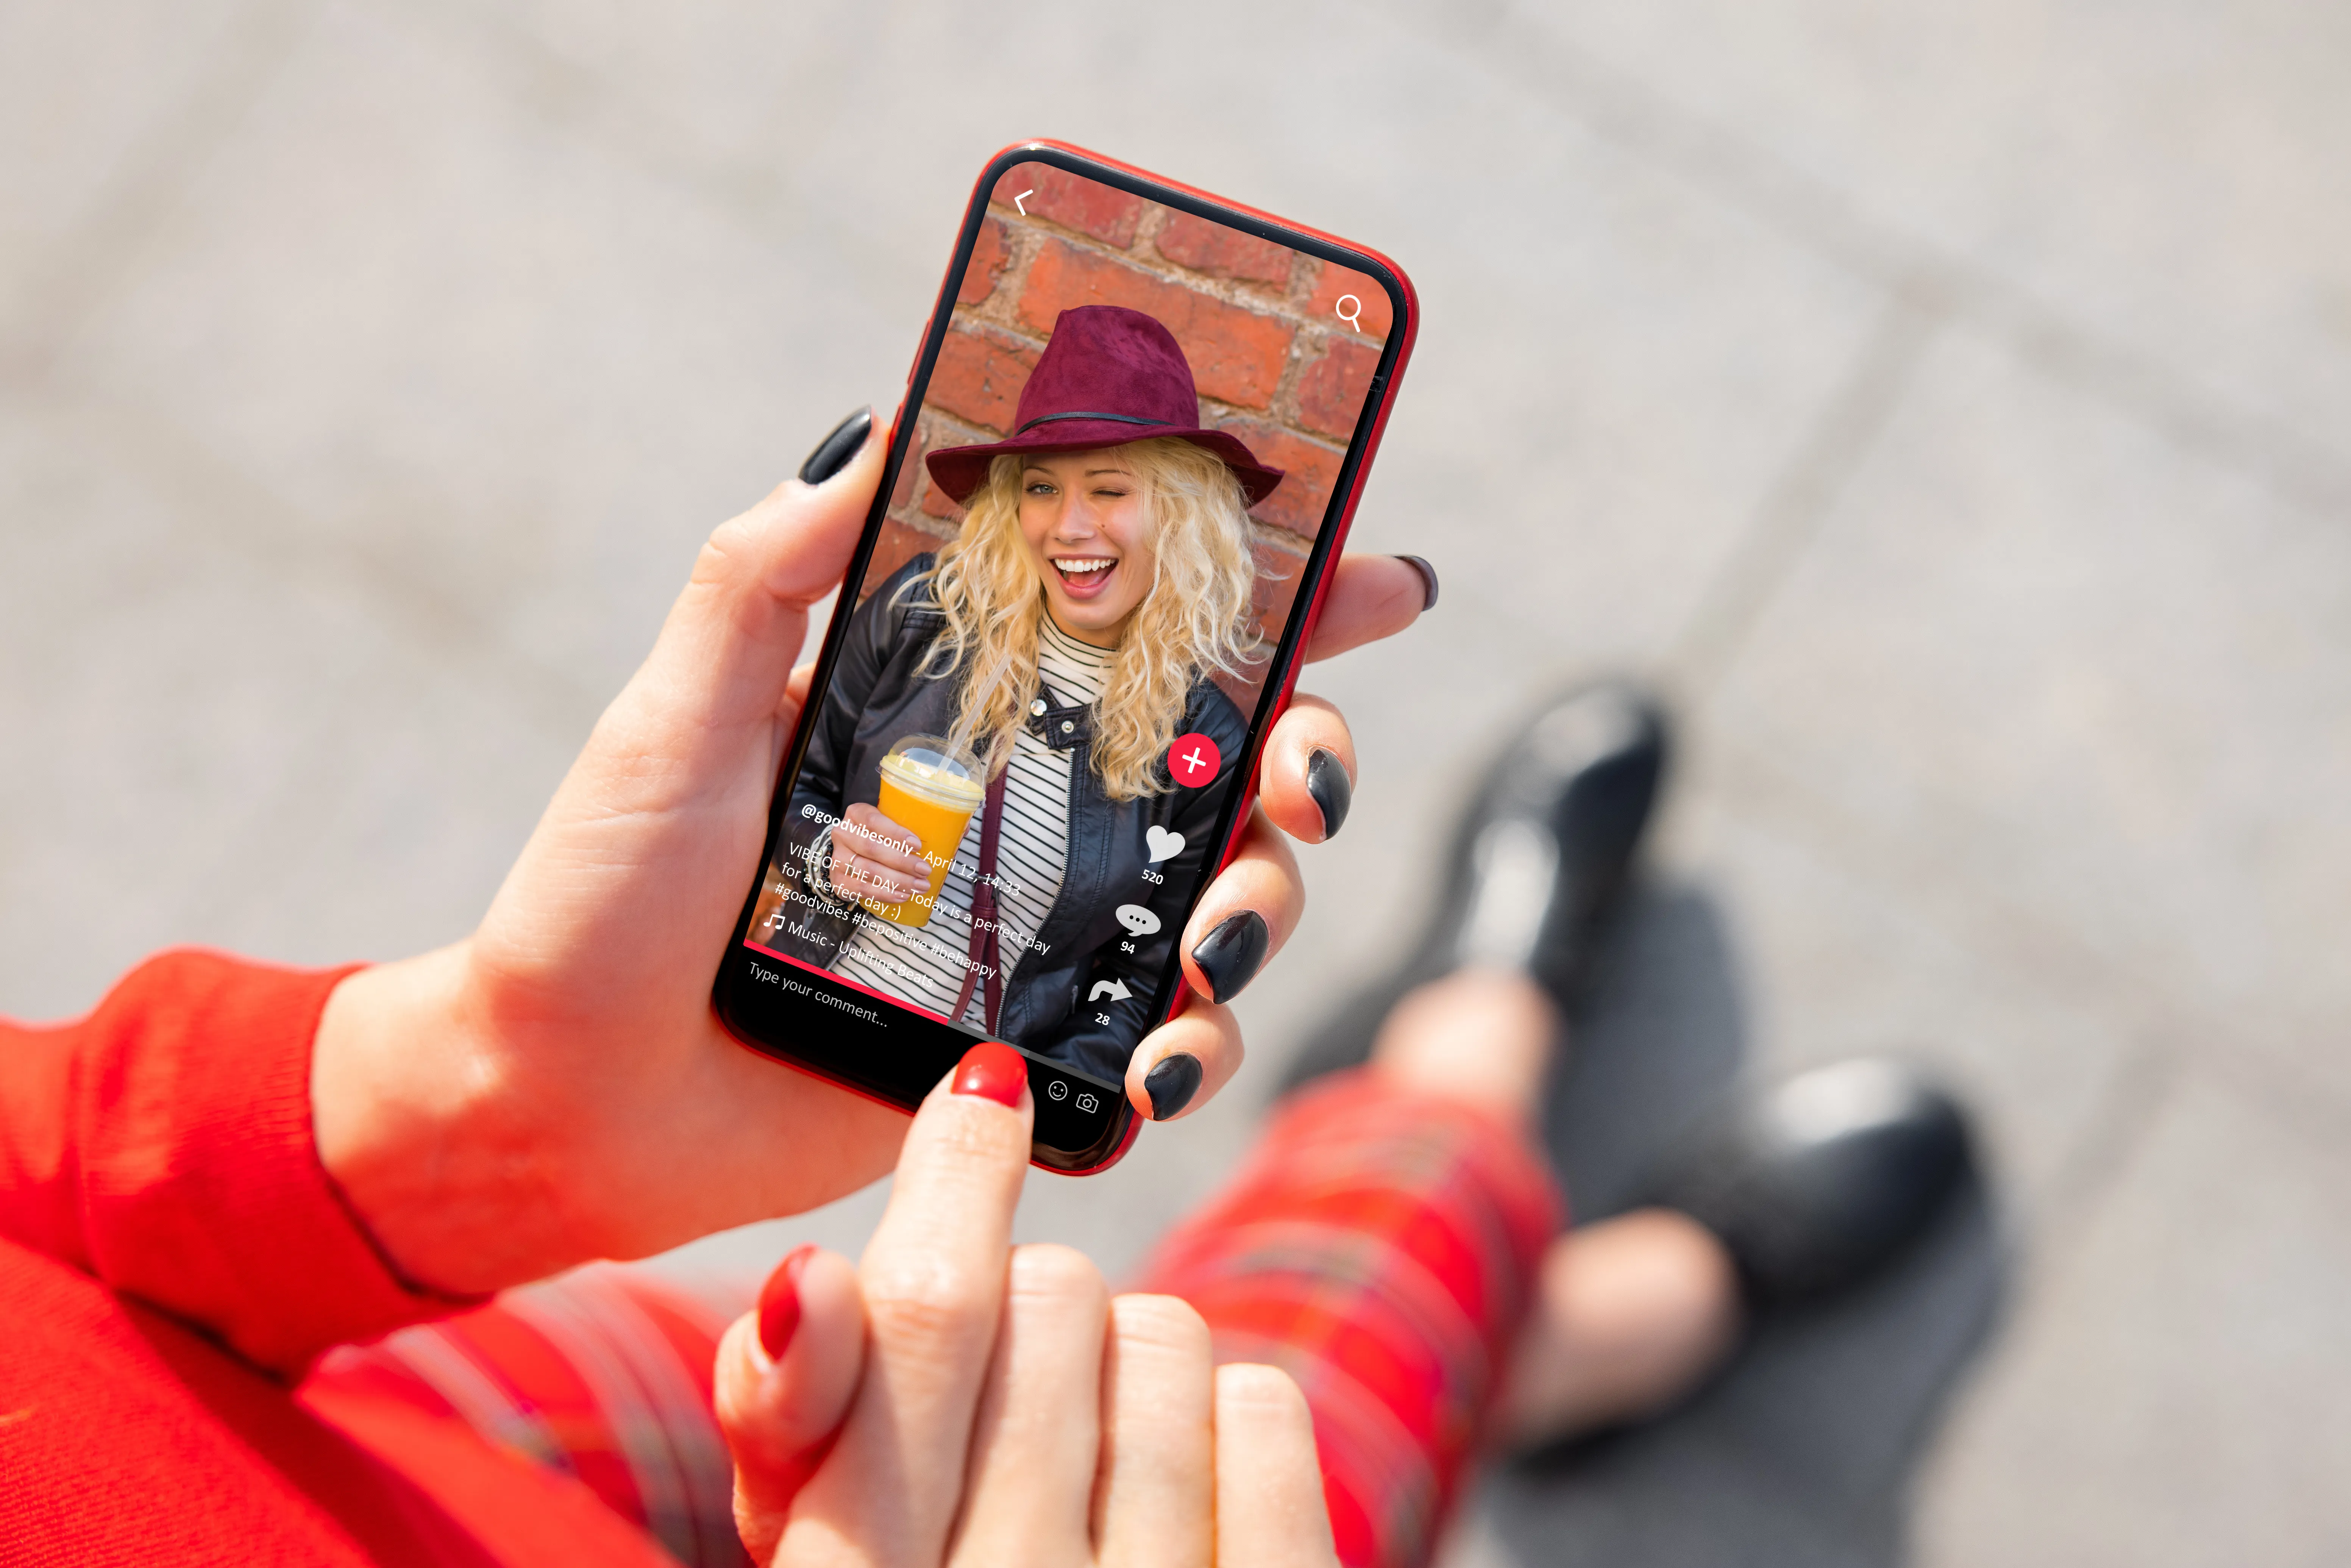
[1046, 1080, 1069, 1102]
[1075, 1093, 1100, 1113]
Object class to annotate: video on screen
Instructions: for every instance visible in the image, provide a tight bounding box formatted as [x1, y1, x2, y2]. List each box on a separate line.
[745, 161, 1390, 1084]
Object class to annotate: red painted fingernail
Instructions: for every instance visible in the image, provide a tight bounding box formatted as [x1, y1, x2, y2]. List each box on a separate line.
[951, 1041, 1027, 1107]
[758, 1244, 816, 1361]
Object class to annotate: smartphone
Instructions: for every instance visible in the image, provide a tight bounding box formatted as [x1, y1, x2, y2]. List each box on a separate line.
[713, 139, 1417, 1173]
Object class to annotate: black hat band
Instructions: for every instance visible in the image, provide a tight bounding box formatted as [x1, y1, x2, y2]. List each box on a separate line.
[1013, 411, 1172, 437]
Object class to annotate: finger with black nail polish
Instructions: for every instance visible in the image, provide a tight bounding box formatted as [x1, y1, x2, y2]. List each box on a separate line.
[799, 408, 873, 485]
[1305, 748, 1352, 841]
[1144, 1052, 1204, 1120]
[1393, 554, 1439, 611]
[1190, 911, 1269, 1005]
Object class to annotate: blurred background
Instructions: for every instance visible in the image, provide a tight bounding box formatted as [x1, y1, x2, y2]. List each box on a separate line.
[3, 3, 2346, 1563]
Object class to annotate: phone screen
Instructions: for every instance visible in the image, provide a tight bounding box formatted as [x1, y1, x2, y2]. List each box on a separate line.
[721, 146, 1407, 1165]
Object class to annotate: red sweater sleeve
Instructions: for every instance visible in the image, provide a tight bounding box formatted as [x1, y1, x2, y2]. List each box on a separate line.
[0, 950, 473, 1376]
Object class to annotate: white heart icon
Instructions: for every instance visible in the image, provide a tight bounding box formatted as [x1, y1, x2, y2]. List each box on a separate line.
[1145, 825, 1185, 863]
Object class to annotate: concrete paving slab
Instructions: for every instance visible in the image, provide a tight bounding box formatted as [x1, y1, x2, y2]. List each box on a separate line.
[6, 2, 2345, 1562]
[58, 0, 905, 710]
[372, 0, 1890, 1279]
[0, 0, 297, 349]
[1666, 319, 2351, 1561]
[1916, 1056, 2351, 1568]
[1702, 328, 2351, 1111]
[1483, 0, 2351, 482]
[429, 0, 1895, 677]
[1660, 785, 2152, 1220]
[15, 0, 1881, 1290]
[0, 395, 577, 1019]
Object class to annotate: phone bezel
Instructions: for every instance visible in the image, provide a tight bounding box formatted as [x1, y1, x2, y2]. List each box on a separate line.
[712, 139, 1419, 1173]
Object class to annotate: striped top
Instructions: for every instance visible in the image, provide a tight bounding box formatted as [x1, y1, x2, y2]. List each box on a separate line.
[830, 616, 1115, 1027]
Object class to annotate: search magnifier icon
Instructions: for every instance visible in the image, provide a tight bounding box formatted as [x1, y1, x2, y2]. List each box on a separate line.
[1334, 294, 1363, 331]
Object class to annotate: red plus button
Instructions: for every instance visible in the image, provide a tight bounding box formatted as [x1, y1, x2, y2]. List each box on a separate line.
[1167, 732, 1222, 788]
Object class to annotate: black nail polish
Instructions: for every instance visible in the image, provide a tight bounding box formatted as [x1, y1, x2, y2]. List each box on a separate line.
[1191, 910, 1269, 1005]
[1305, 748, 1352, 841]
[1394, 554, 1439, 611]
[1144, 1052, 1204, 1120]
[799, 408, 873, 485]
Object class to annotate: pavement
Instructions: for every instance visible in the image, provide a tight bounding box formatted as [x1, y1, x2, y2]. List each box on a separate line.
[5, 2, 2347, 1563]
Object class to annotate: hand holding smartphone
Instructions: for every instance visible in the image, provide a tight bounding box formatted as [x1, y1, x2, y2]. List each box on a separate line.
[715, 141, 1417, 1172]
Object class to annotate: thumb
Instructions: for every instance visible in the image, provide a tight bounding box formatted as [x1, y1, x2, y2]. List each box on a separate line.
[627, 406, 886, 744]
[467, 408, 885, 997]
[715, 1245, 868, 1562]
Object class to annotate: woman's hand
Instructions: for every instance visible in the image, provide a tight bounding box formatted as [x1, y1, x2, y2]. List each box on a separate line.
[713, 1047, 1341, 1566]
[309, 409, 1432, 1295]
[828, 805, 932, 907]
[1119, 575, 1431, 1125]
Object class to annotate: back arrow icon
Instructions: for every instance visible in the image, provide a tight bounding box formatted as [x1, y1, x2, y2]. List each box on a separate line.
[1014, 189, 1035, 216]
[1088, 977, 1132, 1003]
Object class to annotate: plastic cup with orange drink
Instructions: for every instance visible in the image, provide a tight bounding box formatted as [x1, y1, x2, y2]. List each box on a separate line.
[862, 735, 985, 928]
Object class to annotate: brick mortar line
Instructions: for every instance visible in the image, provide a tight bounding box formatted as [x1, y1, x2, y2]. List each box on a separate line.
[971, 206, 1295, 325]
[437, 0, 2351, 527]
[413, 6, 1372, 364]
[937, 296, 1364, 456]
[1248, 521, 1312, 560]
[962, 205, 1382, 438]
[916, 229, 1366, 538]
[898, 176, 1383, 584]
[1196, 395, 1350, 456]
[879, 513, 960, 543]
[983, 192, 1382, 342]
[410, 4, 1358, 363]
[308, 23, 1380, 465]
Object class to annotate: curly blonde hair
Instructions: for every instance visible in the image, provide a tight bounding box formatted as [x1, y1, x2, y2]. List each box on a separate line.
[909, 437, 1263, 801]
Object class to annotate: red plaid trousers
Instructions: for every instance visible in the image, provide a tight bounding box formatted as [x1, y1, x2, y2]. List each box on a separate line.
[306, 1069, 1560, 1568]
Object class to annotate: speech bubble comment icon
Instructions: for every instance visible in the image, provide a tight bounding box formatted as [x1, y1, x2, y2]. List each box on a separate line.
[1115, 904, 1161, 936]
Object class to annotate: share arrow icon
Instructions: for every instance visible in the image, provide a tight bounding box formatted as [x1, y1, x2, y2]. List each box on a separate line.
[1088, 978, 1132, 1003]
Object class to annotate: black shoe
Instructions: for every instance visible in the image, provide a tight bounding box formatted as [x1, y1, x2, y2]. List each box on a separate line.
[1448, 678, 1669, 990]
[1282, 681, 1669, 1091]
[1642, 1058, 1971, 1302]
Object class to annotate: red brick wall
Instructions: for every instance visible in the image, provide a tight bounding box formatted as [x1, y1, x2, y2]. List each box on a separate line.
[867, 160, 1391, 711]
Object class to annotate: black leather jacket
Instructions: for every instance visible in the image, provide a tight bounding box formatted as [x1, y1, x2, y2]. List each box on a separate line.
[771, 555, 1249, 1081]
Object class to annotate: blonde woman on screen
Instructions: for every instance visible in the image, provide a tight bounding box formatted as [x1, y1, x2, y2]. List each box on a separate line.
[765, 306, 1288, 1085]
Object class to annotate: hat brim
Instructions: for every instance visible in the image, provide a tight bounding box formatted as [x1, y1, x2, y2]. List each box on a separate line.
[925, 420, 1285, 509]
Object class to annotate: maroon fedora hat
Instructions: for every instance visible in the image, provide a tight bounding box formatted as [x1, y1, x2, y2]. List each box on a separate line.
[924, 306, 1285, 507]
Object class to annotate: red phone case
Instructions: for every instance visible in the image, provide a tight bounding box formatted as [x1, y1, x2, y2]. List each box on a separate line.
[720, 139, 1418, 1174]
